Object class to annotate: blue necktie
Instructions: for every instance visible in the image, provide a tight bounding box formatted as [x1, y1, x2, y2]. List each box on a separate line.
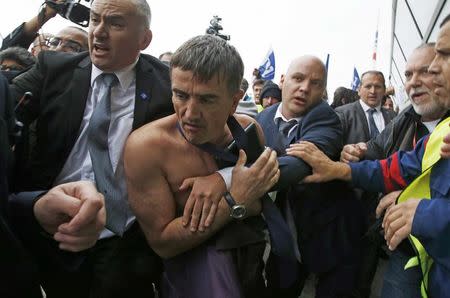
[176, 117, 297, 260]
[88, 73, 128, 236]
[278, 118, 298, 138]
[368, 108, 380, 139]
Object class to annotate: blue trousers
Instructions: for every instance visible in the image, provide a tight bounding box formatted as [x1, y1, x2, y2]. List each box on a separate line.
[381, 250, 421, 298]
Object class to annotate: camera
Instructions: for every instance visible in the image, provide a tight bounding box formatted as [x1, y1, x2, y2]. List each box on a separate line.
[45, 0, 90, 27]
[206, 16, 230, 41]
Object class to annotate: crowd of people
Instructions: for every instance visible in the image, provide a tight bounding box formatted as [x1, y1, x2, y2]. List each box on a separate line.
[0, 0, 449, 298]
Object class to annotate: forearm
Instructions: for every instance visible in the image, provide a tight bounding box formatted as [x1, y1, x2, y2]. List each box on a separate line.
[349, 160, 386, 192]
[150, 200, 232, 259]
[271, 155, 311, 190]
[412, 199, 450, 269]
[23, 6, 55, 38]
[412, 199, 450, 241]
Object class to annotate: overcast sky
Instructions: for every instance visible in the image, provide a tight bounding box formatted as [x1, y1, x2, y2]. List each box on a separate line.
[0, 0, 392, 98]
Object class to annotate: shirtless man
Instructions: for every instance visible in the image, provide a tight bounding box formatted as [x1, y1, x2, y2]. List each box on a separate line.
[125, 35, 279, 297]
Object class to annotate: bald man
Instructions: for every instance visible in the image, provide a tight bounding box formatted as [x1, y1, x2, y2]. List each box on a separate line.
[256, 55, 362, 297]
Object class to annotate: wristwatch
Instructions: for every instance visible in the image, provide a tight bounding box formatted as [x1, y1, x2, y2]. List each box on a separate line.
[223, 192, 247, 220]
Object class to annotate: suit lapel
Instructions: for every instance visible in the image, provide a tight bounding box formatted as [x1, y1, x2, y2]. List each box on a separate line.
[65, 56, 92, 153]
[356, 102, 370, 139]
[263, 105, 290, 154]
[133, 56, 154, 130]
[381, 109, 392, 125]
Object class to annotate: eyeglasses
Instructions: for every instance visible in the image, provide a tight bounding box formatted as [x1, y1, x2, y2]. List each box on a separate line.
[47, 37, 83, 53]
[33, 38, 51, 49]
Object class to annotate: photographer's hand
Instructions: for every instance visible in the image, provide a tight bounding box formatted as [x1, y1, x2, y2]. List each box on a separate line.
[23, 0, 63, 38]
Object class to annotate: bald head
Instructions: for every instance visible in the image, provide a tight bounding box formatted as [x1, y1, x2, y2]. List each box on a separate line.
[286, 55, 327, 87]
[49, 27, 88, 53]
[280, 55, 327, 119]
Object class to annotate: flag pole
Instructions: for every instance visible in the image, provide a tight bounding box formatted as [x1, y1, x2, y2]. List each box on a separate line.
[372, 10, 380, 69]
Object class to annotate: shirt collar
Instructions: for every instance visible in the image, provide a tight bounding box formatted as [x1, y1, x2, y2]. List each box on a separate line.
[90, 58, 139, 90]
[273, 103, 303, 124]
[359, 99, 381, 113]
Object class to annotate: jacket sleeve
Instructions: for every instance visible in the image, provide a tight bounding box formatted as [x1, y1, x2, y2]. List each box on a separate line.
[8, 191, 86, 270]
[274, 102, 343, 190]
[365, 120, 393, 160]
[350, 136, 427, 193]
[10, 52, 47, 125]
[0, 23, 37, 51]
[412, 198, 450, 272]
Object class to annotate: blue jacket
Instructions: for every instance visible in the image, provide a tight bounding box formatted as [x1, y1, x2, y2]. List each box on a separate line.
[351, 136, 450, 298]
[257, 101, 363, 273]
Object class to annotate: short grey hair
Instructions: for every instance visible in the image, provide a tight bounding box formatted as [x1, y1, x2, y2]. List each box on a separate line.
[170, 35, 244, 94]
[131, 0, 151, 28]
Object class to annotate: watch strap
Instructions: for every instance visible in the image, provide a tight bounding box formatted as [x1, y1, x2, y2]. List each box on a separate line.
[223, 191, 236, 208]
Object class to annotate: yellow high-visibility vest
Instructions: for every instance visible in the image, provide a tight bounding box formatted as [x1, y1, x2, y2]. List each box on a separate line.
[397, 116, 450, 298]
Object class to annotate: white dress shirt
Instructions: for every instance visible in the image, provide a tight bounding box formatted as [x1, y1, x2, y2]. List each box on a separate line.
[273, 103, 303, 136]
[422, 119, 440, 134]
[54, 59, 138, 238]
[359, 99, 385, 134]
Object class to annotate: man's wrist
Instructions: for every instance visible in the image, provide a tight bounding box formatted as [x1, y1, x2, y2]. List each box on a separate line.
[223, 191, 247, 220]
[337, 161, 352, 181]
[216, 167, 233, 190]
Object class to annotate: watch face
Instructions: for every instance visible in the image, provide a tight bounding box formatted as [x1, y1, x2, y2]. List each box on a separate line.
[231, 205, 247, 219]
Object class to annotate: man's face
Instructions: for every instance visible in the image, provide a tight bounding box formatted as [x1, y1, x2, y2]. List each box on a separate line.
[358, 73, 386, 108]
[49, 27, 87, 53]
[280, 56, 326, 119]
[171, 67, 242, 145]
[404, 46, 443, 119]
[252, 83, 263, 104]
[31, 34, 51, 57]
[429, 21, 450, 109]
[262, 96, 280, 108]
[89, 0, 152, 72]
[0, 59, 25, 71]
[383, 97, 394, 110]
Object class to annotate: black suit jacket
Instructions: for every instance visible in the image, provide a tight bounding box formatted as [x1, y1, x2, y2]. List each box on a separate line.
[335, 100, 397, 144]
[11, 50, 174, 190]
[0, 73, 41, 297]
[8, 51, 174, 273]
[257, 102, 363, 273]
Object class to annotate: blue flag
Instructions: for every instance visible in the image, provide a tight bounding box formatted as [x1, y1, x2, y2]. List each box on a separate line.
[258, 48, 275, 80]
[325, 54, 330, 73]
[351, 67, 360, 91]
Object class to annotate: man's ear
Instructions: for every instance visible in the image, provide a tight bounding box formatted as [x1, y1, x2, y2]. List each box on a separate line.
[279, 74, 285, 88]
[140, 29, 153, 50]
[230, 89, 244, 115]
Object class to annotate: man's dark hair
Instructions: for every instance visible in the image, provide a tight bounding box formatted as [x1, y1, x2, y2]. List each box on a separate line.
[170, 35, 244, 94]
[331, 86, 358, 108]
[252, 78, 265, 88]
[360, 70, 386, 87]
[440, 14, 450, 28]
[0, 47, 36, 70]
[240, 78, 249, 93]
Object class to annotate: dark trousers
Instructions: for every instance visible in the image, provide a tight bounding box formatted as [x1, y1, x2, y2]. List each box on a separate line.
[266, 254, 358, 298]
[40, 223, 162, 298]
[353, 190, 385, 298]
